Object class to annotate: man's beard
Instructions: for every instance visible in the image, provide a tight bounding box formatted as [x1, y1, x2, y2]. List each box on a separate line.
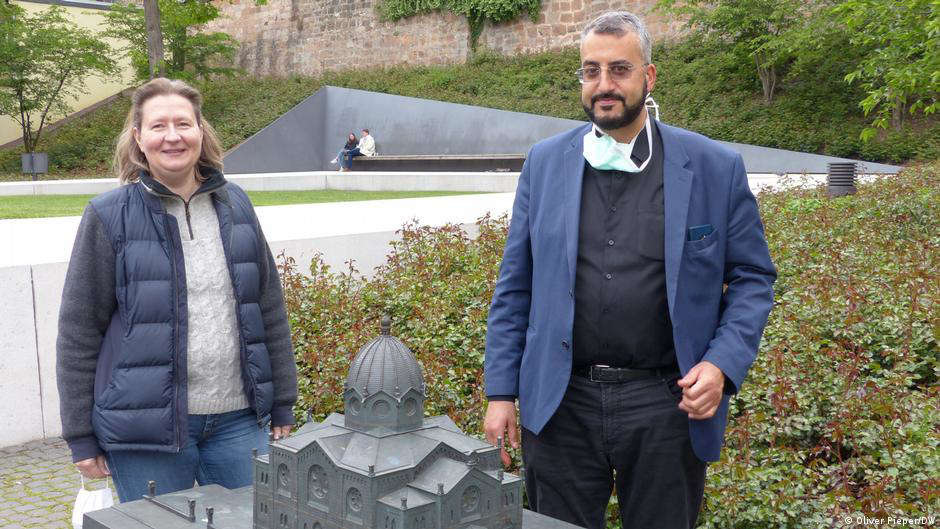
[582, 81, 648, 131]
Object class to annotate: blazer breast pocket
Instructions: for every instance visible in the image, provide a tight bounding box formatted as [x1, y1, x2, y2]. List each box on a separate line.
[684, 228, 719, 253]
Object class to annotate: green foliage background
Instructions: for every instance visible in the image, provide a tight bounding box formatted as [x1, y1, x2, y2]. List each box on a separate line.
[102, 0, 240, 83]
[2, 40, 937, 179]
[281, 164, 939, 526]
[0, 3, 118, 153]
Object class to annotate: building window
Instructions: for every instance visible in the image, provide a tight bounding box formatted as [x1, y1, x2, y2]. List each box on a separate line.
[308, 465, 328, 503]
[373, 399, 391, 417]
[277, 464, 291, 498]
[347, 488, 363, 513]
[462, 486, 480, 513]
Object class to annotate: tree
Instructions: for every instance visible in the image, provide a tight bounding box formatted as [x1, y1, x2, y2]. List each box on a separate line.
[105, 0, 240, 82]
[656, 0, 829, 103]
[144, 0, 165, 79]
[0, 4, 118, 155]
[835, 0, 939, 137]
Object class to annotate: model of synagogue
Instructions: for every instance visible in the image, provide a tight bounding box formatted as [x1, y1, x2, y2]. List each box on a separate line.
[253, 318, 523, 529]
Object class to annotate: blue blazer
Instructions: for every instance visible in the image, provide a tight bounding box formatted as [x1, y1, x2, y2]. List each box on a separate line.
[484, 122, 776, 462]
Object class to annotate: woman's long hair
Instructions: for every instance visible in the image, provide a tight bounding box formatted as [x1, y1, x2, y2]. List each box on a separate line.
[113, 78, 225, 184]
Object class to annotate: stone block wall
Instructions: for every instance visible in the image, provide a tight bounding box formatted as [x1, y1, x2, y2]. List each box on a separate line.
[479, 0, 684, 56]
[204, 0, 684, 78]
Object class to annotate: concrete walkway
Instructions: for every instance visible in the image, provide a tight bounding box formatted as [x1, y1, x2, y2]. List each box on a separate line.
[0, 437, 110, 528]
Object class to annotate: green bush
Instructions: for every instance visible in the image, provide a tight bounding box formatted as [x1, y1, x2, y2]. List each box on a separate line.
[281, 215, 508, 439]
[281, 162, 939, 526]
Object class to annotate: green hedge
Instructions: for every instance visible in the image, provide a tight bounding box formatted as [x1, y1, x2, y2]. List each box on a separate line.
[282, 163, 939, 526]
[2, 40, 936, 180]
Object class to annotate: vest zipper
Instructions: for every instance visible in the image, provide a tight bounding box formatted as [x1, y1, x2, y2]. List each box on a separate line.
[183, 198, 194, 239]
[166, 215, 185, 453]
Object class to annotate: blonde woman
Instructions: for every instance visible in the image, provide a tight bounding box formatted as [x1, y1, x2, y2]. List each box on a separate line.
[56, 78, 297, 502]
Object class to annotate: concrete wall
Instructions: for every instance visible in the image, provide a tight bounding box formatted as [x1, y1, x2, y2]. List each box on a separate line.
[203, 0, 684, 77]
[220, 87, 901, 175]
[222, 86, 585, 174]
[0, 0, 134, 146]
[0, 267, 44, 446]
[0, 171, 523, 197]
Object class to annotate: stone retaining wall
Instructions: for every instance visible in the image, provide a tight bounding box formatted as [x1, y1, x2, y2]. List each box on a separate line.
[203, 0, 684, 77]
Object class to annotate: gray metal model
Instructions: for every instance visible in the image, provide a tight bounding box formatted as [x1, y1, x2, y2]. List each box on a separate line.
[85, 318, 531, 529]
[252, 317, 523, 529]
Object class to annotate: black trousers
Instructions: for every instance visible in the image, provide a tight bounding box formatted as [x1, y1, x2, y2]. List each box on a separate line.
[522, 373, 706, 529]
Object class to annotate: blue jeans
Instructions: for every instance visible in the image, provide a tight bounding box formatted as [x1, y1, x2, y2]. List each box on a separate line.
[340, 147, 362, 168]
[106, 408, 268, 502]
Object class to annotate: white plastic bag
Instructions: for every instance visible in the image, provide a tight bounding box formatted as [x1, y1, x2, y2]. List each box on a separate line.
[71, 475, 114, 529]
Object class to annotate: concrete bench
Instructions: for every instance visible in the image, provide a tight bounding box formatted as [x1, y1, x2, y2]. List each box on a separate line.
[352, 153, 525, 172]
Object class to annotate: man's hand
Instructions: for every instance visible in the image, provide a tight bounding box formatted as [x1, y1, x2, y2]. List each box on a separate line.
[272, 425, 292, 440]
[484, 401, 519, 468]
[677, 360, 725, 420]
[75, 455, 110, 479]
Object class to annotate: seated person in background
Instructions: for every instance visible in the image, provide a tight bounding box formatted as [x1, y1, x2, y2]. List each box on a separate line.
[330, 132, 358, 165]
[339, 128, 376, 171]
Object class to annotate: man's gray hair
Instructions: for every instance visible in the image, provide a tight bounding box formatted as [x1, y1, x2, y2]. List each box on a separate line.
[581, 11, 652, 64]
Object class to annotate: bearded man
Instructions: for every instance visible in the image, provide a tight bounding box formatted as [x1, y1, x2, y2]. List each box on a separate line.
[482, 11, 776, 528]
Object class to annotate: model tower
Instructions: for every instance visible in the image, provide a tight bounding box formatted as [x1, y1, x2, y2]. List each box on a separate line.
[253, 317, 523, 529]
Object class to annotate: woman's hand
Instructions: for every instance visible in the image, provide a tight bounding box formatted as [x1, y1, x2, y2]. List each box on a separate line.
[272, 425, 292, 440]
[75, 455, 110, 479]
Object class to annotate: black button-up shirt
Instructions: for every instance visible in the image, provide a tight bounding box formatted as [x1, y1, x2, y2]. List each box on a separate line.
[572, 119, 677, 369]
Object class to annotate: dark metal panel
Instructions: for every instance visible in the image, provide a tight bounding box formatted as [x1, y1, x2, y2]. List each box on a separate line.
[223, 89, 330, 174]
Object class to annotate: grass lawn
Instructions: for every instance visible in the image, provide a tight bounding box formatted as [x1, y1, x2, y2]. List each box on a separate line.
[0, 190, 482, 219]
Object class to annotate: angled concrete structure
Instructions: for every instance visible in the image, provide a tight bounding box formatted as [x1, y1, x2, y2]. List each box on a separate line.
[222, 86, 585, 174]
[223, 86, 901, 175]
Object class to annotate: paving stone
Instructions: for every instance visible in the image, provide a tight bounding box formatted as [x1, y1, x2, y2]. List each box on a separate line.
[0, 438, 79, 528]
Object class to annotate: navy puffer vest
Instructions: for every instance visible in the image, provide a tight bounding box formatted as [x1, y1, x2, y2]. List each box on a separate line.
[89, 170, 274, 453]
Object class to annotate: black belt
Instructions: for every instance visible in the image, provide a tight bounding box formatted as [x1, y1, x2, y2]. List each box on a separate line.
[573, 364, 678, 383]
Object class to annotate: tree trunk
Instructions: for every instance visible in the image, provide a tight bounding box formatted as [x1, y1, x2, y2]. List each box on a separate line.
[891, 97, 904, 130]
[755, 54, 776, 104]
[143, 0, 165, 79]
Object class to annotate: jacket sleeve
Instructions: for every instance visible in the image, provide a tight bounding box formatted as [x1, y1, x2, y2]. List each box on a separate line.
[484, 153, 534, 398]
[56, 204, 116, 463]
[702, 154, 777, 394]
[256, 223, 298, 427]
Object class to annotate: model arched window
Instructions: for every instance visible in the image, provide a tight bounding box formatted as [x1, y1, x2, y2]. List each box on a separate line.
[277, 464, 291, 498]
[308, 464, 328, 504]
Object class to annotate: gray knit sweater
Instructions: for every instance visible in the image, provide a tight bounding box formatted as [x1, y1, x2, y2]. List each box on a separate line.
[163, 192, 249, 414]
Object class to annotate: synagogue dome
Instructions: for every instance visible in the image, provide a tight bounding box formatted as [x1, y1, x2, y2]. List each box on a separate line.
[345, 316, 425, 399]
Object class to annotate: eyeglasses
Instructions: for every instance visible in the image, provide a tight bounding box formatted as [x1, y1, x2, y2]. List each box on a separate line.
[576, 63, 645, 84]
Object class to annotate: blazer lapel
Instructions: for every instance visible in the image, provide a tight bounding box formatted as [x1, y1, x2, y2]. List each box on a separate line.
[563, 127, 588, 286]
[659, 123, 693, 314]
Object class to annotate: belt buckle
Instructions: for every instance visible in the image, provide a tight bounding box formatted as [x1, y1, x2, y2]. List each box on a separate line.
[589, 364, 610, 383]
